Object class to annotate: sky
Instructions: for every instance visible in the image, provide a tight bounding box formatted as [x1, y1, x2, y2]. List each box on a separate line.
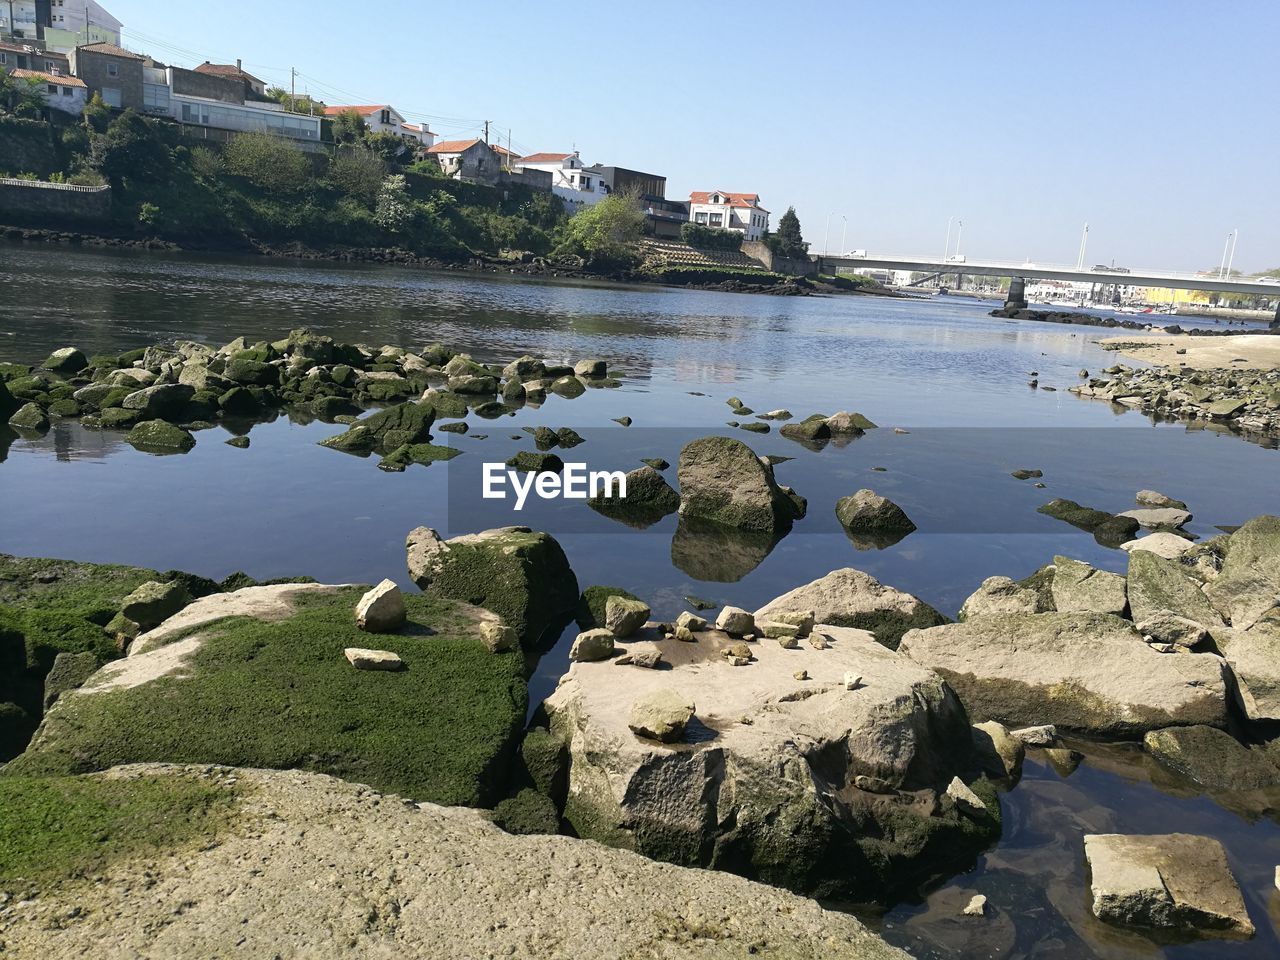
[104, 0, 1278, 273]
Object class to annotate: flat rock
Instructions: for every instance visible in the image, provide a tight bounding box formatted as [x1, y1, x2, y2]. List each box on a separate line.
[1084, 833, 1254, 937]
[0, 764, 909, 959]
[899, 612, 1230, 735]
[1120, 508, 1193, 529]
[1050, 556, 1128, 616]
[1143, 725, 1280, 790]
[344, 647, 404, 671]
[755, 567, 947, 649]
[354, 579, 406, 633]
[1121, 533, 1196, 560]
[959, 576, 1047, 620]
[1126, 550, 1224, 631]
[1137, 490, 1188, 509]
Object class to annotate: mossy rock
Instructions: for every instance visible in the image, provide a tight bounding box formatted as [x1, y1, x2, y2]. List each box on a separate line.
[126, 420, 195, 454]
[0, 702, 35, 760]
[549, 376, 586, 399]
[364, 378, 415, 403]
[378, 443, 461, 471]
[46, 398, 82, 419]
[99, 387, 132, 409]
[217, 386, 262, 417]
[506, 451, 563, 473]
[319, 424, 377, 455]
[576, 586, 641, 629]
[8, 401, 49, 432]
[42, 651, 99, 709]
[0, 362, 32, 384]
[40, 347, 88, 374]
[6, 590, 529, 808]
[421, 390, 469, 419]
[99, 406, 143, 429]
[490, 788, 560, 836]
[0, 378, 19, 420]
[310, 396, 358, 420]
[519, 727, 568, 803]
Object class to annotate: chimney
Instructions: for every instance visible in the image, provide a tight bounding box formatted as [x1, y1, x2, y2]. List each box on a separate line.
[236, 58, 242, 72]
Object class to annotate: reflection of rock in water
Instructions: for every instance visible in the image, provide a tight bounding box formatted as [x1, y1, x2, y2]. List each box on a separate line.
[670, 516, 781, 582]
[0, 426, 15, 464]
[588, 498, 675, 530]
[843, 526, 914, 551]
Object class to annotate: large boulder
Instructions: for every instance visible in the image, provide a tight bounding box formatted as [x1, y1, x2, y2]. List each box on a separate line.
[321, 401, 436, 455]
[7, 585, 528, 808]
[545, 620, 998, 902]
[1126, 550, 1224, 630]
[1205, 515, 1280, 629]
[1083, 833, 1254, 937]
[1143, 725, 1280, 790]
[755, 568, 947, 649]
[1213, 617, 1280, 722]
[677, 436, 805, 532]
[40, 347, 88, 374]
[835, 489, 916, 549]
[122, 383, 195, 421]
[125, 420, 196, 453]
[899, 613, 1230, 736]
[0, 764, 910, 959]
[958, 576, 1047, 621]
[1049, 556, 1128, 616]
[587, 465, 679, 528]
[406, 526, 577, 651]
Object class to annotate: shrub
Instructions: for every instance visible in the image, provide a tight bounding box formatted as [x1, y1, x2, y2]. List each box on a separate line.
[681, 222, 742, 250]
[223, 131, 311, 194]
[554, 190, 644, 270]
[189, 145, 223, 180]
[374, 174, 413, 234]
[328, 146, 385, 206]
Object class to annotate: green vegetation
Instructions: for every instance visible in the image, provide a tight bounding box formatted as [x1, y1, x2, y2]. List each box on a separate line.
[0, 71, 45, 119]
[766, 206, 808, 259]
[0, 773, 239, 892]
[553, 190, 645, 270]
[680, 222, 742, 250]
[4, 589, 529, 808]
[576, 585, 641, 629]
[819, 273, 879, 291]
[647, 264, 788, 286]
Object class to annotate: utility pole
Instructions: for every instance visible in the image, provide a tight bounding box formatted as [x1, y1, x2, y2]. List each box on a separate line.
[507, 129, 512, 169]
[289, 67, 296, 114]
[483, 120, 490, 146]
[841, 215, 847, 255]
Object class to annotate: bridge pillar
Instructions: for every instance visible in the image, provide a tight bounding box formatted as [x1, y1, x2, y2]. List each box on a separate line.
[1273, 300, 1279, 330]
[1005, 277, 1027, 311]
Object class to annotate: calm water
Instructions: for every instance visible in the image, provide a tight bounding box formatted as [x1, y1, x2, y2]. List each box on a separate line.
[2, 243, 1279, 957]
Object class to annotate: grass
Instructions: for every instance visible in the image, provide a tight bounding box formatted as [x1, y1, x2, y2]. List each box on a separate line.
[0, 773, 239, 892]
[4, 589, 528, 807]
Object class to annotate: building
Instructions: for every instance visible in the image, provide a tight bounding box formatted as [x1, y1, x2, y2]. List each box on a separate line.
[0, 41, 68, 74]
[427, 138, 501, 181]
[1, 1, 122, 52]
[192, 60, 267, 98]
[584, 164, 666, 200]
[68, 40, 143, 109]
[400, 122, 436, 148]
[323, 103, 410, 138]
[6, 67, 85, 113]
[512, 151, 607, 208]
[688, 191, 770, 241]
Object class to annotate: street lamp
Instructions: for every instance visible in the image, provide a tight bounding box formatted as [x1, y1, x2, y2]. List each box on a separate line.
[1226, 228, 1239, 278]
[942, 217, 953, 263]
[1076, 222, 1089, 270]
[955, 219, 964, 258]
[824, 212, 832, 256]
[840, 216, 847, 256]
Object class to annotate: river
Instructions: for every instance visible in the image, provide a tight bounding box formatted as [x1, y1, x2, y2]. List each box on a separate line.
[2, 243, 1279, 957]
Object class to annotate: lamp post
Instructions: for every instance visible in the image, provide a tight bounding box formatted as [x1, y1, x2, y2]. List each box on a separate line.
[840, 216, 847, 256]
[824, 212, 832, 256]
[942, 216, 953, 263]
[1219, 233, 1232, 280]
[1226, 228, 1238, 278]
[955, 219, 964, 258]
[1076, 222, 1089, 270]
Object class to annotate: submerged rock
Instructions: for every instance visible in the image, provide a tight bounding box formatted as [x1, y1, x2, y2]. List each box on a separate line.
[1038, 498, 1140, 546]
[755, 568, 947, 650]
[1084, 833, 1254, 938]
[677, 436, 805, 532]
[835, 489, 917, 547]
[899, 613, 1230, 735]
[1143, 725, 1280, 790]
[126, 420, 196, 453]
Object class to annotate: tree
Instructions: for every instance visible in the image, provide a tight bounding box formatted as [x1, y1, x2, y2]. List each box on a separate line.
[222, 131, 311, 193]
[0, 72, 47, 118]
[266, 86, 326, 116]
[93, 110, 172, 185]
[554, 190, 645, 269]
[374, 174, 413, 234]
[330, 110, 367, 145]
[769, 207, 808, 259]
[328, 146, 386, 206]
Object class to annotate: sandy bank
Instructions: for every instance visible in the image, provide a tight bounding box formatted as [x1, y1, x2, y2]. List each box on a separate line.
[1098, 334, 1280, 371]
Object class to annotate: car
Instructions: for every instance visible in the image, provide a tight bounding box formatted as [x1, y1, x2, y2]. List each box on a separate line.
[1254, 277, 1280, 284]
[846, 249, 868, 258]
[948, 254, 966, 263]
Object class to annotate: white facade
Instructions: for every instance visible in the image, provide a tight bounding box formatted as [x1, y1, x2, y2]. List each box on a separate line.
[515, 152, 606, 209]
[0, 2, 39, 40]
[688, 191, 770, 241]
[324, 104, 408, 137]
[40, 1, 121, 52]
[10, 68, 85, 113]
[400, 122, 436, 148]
[173, 89, 322, 142]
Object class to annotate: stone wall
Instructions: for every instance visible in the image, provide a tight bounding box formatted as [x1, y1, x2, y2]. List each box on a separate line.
[0, 119, 61, 178]
[0, 179, 112, 222]
[741, 240, 817, 277]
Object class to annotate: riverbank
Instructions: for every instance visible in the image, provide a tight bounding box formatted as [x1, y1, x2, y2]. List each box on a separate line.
[1099, 333, 1280, 371]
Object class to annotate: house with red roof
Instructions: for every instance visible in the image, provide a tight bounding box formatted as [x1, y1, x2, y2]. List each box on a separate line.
[511, 150, 605, 209]
[688, 190, 770, 241]
[323, 103, 415, 139]
[6, 68, 86, 114]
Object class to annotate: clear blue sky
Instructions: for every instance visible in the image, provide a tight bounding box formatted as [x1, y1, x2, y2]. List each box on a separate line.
[107, 0, 1278, 272]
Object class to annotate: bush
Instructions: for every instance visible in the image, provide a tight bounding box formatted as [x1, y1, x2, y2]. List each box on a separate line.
[554, 191, 644, 270]
[93, 110, 173, 185]
[328, 147, 385, 206]
[223, 131, 311, 194]
[189, 145, 223, 180]
[374, 174, 413, 234]
[680, 222, 742, 250]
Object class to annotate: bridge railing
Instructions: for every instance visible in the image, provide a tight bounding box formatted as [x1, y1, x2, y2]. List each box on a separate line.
[815, 253, 1273, 285]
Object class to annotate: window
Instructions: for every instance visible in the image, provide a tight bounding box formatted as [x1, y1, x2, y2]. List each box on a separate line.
[48, 84, 58, 94]
[61, 87, 72, 96]
[581, 177, 592, 190]
[102, 86, 122, 107]
[107, 63, 119, 77]
[695, 212, 708, 224]
[380, 109, 390, 125]
[710, 214, 723, 227]
[0, 54, 7, 65]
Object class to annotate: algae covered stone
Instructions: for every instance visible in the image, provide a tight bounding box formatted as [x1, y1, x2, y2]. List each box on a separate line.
[126, 420, 196, 453]
[8, 402, 49, 432]
[677, 435, 805, 532]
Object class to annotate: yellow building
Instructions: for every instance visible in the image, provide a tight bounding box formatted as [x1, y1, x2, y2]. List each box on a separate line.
[1138, 286, 1212, 306]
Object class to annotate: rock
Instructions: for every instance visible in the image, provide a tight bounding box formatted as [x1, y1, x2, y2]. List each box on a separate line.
[604, 596, 650, 638]
[120, 580, 191, 633]
[1011, 469, 1043, 480]
[627, 689, 694, 742]
[8, 401, 49, 432]
[1213, 619, 1280, 722]
[958, 576, 1046, 620]
[1127, 550, 1224, 629]
[946, 776, 987, 815]
[899, 613, 1229, 735]
[1009, 724, 1057, 746]
[502, 355, 546, 381]
[126, 420, 196, 453]
[620, 643, 664, 669]
[576, 586, 641, 630]
[780, 418, 831, 442]
[676, 436, 805, 532]
[794, 669, 809, 680]
[715, 606, 755, 635]
[478, 621, 517, 654]
[545, 621, 998, 902]
[759, 620, 800, 640]
[1205, 515, 1280, 630]
[842, 672, 862, 690]
[1121, 533, 1196, 560]
[755, 568, 947, 650]
[1137, 490, 1188, 510]
[549, 376, 585, 398]
[1120, 507, 1193, 530]
[1049, 556, 1128, 616]
[587, 465, 678, 526]
[574, 358, 607, 378]
[505, 450, 563, 474]
[224, 358, 279, 387]
[1136, 611, 1212, 649]
[406, 526, 578, 651]
[0, 764, 912, 959]
[569, 628, 616, 662]
[0, 377, 20, 419]
[42, 651, 99, 710]
[1038, 499, 1140, 546]
[1144, 725, 1280, 790]
[122, 383, 195, 421]
[1084, 833, 1254, 937]
[354, 579, 407, 633]
[971, 721, 1024, 780]
[40, 346, 88, 374]
[835, 489, 916, 540]
[963, 894, 988, 917]
[344, 647, 405, 671]
[826, 411, 877, 432]
[674, 611, 707, 633]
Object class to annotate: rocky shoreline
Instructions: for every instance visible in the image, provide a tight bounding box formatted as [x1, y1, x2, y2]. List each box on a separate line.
[991, 304, 1278, 334]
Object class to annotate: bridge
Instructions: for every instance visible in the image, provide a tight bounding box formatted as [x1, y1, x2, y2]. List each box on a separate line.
[812, 253, 1280, 324]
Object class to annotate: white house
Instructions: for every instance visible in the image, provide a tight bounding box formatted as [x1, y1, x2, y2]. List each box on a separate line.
[4, 0, 123, 52]
[514, 151, 607, 208]
[400, 122, 436, 148]
[8, 67, 86, 114]
[688, 191, 770, 241]
[323, 103, 409, 138]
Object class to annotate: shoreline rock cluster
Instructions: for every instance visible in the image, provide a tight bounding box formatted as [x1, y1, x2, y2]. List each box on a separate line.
[991, 305, 1276, 335]
[1071, 361, 1280, 441]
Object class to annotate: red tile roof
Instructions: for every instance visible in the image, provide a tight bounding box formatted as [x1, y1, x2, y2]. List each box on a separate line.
[194, 61, 264, 86]
[517, 152, 572, 164]
[323, 104, 397, 118]
[77, 42, 143, 60]
[10, 69, 86, 88]
[689, 191, 762, 208]
[489, 144, 517, 158]
[427, 138, 485, 154]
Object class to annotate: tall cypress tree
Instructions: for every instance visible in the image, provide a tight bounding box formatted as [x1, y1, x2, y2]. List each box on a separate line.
[772, 207, 807, 259]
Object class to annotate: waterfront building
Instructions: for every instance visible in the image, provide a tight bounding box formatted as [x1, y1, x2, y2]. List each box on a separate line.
[687, 191, 770, 241]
